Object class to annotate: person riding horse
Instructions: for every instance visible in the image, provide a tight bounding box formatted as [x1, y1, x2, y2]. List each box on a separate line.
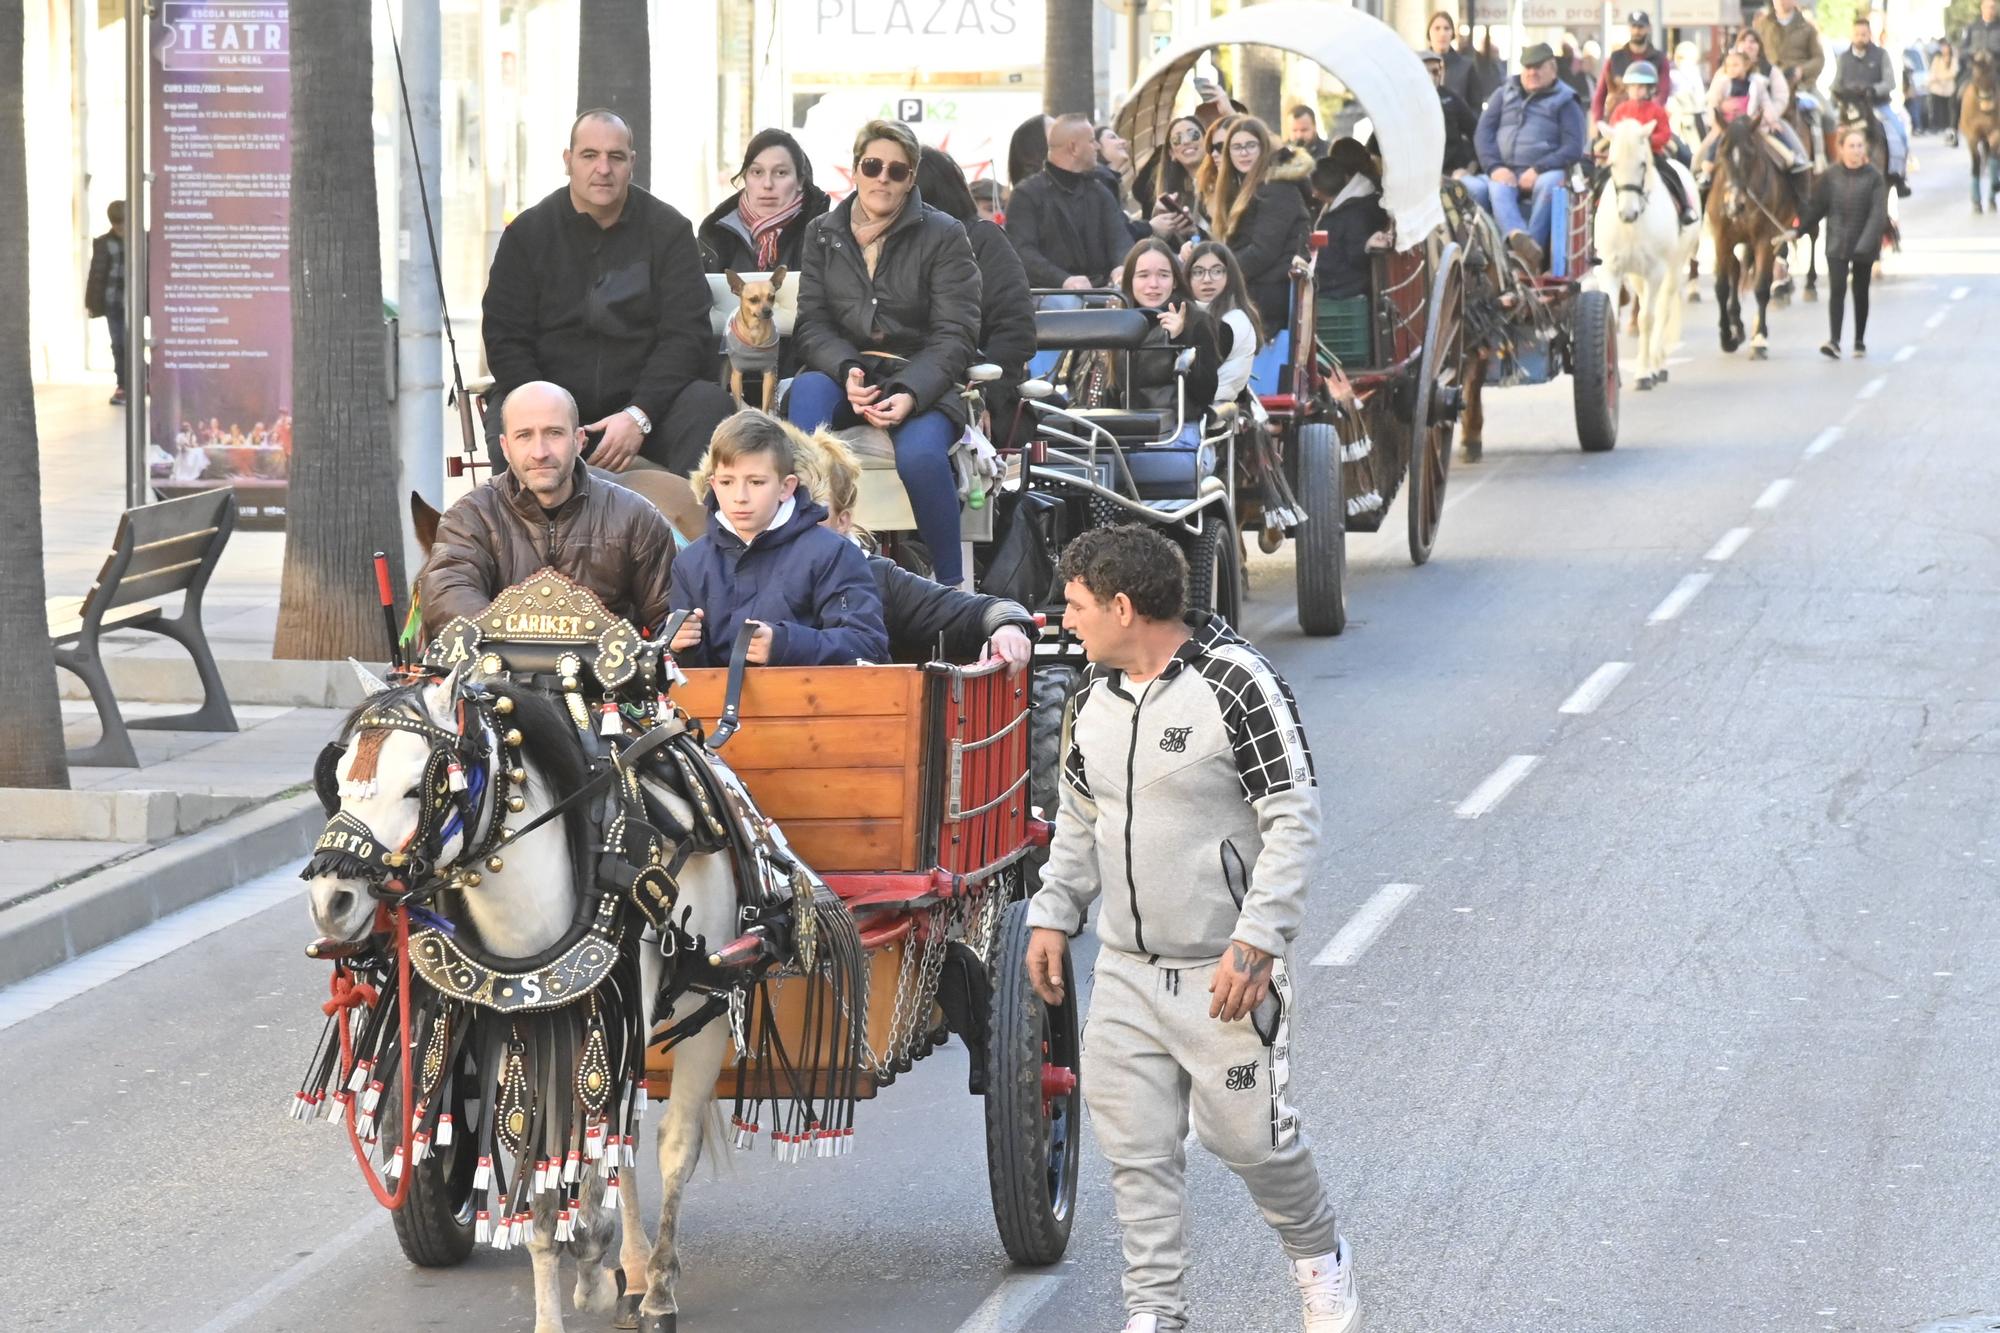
[1599, 61, 1698, 226]
[1833, 15, 1912, 197]
[1755, 0, 1829, 167]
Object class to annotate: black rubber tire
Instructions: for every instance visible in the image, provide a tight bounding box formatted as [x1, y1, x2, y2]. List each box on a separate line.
[1215, 517, 1244, 627]
[391, 1057, 479, 1268]
[1293, 422, 1347, 636]
[983, 900, 1081, 1266]
[1027, 663, 1081, 821]
[1181, 509, 1240, 625]
[1572, 289, 1620, 453]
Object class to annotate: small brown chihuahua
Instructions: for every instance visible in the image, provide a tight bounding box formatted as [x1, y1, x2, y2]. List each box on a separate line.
[723, 267, 786, 409]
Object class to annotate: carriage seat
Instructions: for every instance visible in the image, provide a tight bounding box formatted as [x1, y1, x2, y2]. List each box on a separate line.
[1066, 407, 1176, 442]
[1032, 307, 1156, 351]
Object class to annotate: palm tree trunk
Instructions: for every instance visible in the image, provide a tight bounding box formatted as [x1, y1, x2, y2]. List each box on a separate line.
[1045, 0, 1096, 117]
[0, 0, 69, 788]
[578, 0, 650, 190]
[275, 0, 406, 661]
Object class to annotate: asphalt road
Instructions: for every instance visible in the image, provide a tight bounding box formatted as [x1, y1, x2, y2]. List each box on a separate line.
[6, 162, 1998, 1333]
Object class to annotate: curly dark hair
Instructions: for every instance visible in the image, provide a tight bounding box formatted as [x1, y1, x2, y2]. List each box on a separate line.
[1056, 525, 1186, 621]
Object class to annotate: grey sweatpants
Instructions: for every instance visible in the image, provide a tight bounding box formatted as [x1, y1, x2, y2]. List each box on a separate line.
[1082, 945, 1339, 1330]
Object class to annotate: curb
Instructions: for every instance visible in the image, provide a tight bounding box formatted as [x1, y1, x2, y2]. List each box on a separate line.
[0, 791, 321, 991]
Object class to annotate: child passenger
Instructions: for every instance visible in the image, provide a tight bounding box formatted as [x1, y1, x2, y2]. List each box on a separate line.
[667, 409, 888, 667]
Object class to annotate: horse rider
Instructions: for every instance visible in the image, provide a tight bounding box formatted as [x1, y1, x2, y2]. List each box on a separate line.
[1590, 10, 1670, 123]
[1833, 15, 1913, 197]
[1466, 41, 1589, 270]
[1601, 62, 1699, 226]
[1754, 0, 1829, 167]
[416, 380, 677, 638]
[1023, 523, 1353, 1333]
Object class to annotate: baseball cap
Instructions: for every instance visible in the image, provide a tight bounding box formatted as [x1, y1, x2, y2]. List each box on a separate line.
[1623, 59, 1659, 82]
[1627, 9, 1653, 24]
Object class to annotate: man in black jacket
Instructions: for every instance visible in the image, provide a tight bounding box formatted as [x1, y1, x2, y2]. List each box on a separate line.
[1006, 114, 1135, 293]
[84, 201, 127, 406]
[1964, 0, 2000, 90]
[1421, 52, 1482, 174]
[481, 110, 735, 476]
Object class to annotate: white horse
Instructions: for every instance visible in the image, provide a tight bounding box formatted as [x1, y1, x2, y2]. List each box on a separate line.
[1593, 118, 1703, 389]
[306, 671, 736, 1333]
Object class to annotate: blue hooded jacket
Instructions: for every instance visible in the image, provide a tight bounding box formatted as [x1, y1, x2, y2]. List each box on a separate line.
[1475, 76, 1588, 175]
[667, 494, 889, 668]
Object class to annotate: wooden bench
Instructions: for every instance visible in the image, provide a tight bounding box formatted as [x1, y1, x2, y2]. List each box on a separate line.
[47, 490, 240, 767]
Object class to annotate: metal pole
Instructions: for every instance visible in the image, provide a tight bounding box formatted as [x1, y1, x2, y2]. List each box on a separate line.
[395, 0, 443, 578]
[124, 0, 148, 508]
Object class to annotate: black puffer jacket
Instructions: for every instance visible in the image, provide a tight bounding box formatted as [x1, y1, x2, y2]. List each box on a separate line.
[1314, 188, 1391, 300]
[1006, 163, 1135, 288]
[870, 554, 1033, 664]
[793, 189, 983, 426]
[967, 218, 1036, 380]
[1219, 181, 1310, 332]
[1128, 307, 1221, 419]
[697, 183, 832, 274]
[1800, 162, 1888, 260]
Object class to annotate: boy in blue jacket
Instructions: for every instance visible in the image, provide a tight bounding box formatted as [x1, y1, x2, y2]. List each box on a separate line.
[667, 410, 889, 667]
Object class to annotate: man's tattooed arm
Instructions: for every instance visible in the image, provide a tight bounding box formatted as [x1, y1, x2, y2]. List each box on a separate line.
[1230, 942, 1274, 982]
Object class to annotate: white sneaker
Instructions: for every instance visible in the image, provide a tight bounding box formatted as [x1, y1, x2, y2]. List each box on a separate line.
[1119, 1316, 1162, 1333]
[1292, 1235, 1359, 1332]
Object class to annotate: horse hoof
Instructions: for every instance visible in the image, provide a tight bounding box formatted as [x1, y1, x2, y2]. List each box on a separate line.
[1655, 368, 1669, 384]
[1461, 438, 1483, 463]
[1750, 345, 1768, 361]
[1637, 374, 1655, 390]
[637, 1316, 678, 1333]
[614, 1291, 643, 1330]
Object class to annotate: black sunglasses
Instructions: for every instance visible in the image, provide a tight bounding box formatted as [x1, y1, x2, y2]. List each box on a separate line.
[1208, 142, 1226, 156]
[858, 156, 912, 183]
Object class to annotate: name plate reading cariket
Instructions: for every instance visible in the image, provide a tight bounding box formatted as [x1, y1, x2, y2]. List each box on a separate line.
[425, 568, 643, 688]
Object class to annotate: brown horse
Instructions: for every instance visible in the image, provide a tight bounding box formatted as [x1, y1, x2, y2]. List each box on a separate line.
[1962, 52, 2000, 213]
[1706, 114, 1793, 358]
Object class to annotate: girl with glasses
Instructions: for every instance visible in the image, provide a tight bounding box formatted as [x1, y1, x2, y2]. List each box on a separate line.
[1196, 115, 1310, 334]
[1184, 241, 1263, 406]
[788, 118, 984, 587]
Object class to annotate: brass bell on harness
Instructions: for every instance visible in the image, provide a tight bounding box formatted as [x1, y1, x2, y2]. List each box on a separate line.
[504, 729, 523, 748]
[486, 855, 505, 872]
[493, 696, 515, 715]
[509, 767, 526, 784]
[507, 795, 525, 812]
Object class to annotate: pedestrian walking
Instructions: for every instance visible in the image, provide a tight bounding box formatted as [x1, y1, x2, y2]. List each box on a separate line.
[1025, 524, 1355, 1333]
[1929, 41, 1961, 145]
[1797, 127, 1889, 358]
[84, 200, 128, 406]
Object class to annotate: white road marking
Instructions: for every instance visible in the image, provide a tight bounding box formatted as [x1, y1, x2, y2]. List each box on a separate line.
[188, 1210, 385, 1333]
[1893, 345, 1917, 364]
[1313, 883, 1422, 965]
[1705, 527, 1754, 562]
[1856, 376, 1888, 401]
[1952, 285, 1971, 300]
[1558, 662, 1633, 716]
[1455, 756, 1542, 819]
[1442, 460, 1508, 514]
[1752, 479, 1793, 511]
[952, 1274, 1066, 1333]
[0, 869, 301, 1033]
[1924, 309, 1949, 330]
[1647, 571, 1713, 624]
[1802, 426, 1842, 459]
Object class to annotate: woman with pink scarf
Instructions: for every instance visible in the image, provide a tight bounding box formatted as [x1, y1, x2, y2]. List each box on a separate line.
[698, 129, 830, 274]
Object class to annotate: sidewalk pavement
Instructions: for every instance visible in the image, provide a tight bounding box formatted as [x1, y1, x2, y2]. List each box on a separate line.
[5, 383, 362, 988]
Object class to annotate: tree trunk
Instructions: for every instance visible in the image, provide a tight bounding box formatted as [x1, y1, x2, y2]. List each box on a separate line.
[578, 0, 650, 190]
[1240, 0, 1283, 125]
[0, 0, 69, 788]
[275, 0, 406, 661]
[1044, 0, 1096, 118]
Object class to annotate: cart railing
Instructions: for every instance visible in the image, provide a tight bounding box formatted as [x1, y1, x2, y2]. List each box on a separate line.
[923, 659, 1031, 883]
[1375, 248, 1429, 368]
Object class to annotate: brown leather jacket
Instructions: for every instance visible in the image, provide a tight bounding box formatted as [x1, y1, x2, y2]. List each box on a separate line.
[417, 466, 675, 635]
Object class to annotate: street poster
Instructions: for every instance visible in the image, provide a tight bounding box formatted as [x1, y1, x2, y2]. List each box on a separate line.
[147, 2, 292, 525]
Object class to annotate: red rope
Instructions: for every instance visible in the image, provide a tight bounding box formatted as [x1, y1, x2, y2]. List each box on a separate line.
[329, 905, 416, 1210]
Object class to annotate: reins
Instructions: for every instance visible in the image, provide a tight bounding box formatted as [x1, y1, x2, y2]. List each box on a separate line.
[326, 905, 415, 1210]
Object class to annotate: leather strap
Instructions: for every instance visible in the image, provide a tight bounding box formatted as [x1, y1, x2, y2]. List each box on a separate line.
[705, 620, 758, 752]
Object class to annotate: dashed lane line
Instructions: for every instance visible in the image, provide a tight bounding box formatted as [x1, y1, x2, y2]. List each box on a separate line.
[1803, 427, 1842, 460]
[1705, 527, 1754, 562]
[1558, 662, 1634, 716]
[952, 1275, 1066, 1333]
[1752, 479, 1794, 511]
[1312, 884, 1422, 965]
[1952, 285, 1971, 300]
[1856, 375, 1888, 400]
[1925, 309, 1949, 331]
[188, 1210, 385, 1333]
[1893, 345, 1916, 363]
[1647, 571, 1713, 625]
[1455, 755, 1542, 819]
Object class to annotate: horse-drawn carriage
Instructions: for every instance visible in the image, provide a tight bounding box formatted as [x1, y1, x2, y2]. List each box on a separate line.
[295, 572, 1076, 1332]
[1106, 0, 1469, 637]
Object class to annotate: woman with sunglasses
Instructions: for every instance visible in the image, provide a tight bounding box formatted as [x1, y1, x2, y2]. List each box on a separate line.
[1185, 241, 1263, 406]
[1198, 115, 1311, 333]
[697, 129, 829, 275]
[789, 119, 983, 587]
[1135, 114, 1207, 241]
[1117, 238, 1220, 443]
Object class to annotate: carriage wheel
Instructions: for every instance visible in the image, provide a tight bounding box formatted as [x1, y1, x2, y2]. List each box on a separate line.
[392, 1046, 481, 1267]
[1408, 245, 1465, 567]
[1293, 421, 1347, 636]
[1027, 662, 1082, 820]
[1185, 507, 1243, 626]
[1572, 289, 1621, 453]
[983, 900, 1081, 1266]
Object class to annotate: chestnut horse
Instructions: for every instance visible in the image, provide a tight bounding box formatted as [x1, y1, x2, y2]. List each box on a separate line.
[1706, 114, 1795, 358]
[1962, 52, 2000, 212]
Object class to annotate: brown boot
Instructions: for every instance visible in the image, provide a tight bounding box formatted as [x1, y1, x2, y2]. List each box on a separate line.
[1505, 229, 1544, 271]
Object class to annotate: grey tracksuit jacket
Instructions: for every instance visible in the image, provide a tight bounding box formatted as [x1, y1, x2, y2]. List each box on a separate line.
[1026, 615, 1320, 962]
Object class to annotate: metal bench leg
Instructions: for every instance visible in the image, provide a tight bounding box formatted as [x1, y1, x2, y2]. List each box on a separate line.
[52, 646, 141, 768]
[124, 614, 240, 735]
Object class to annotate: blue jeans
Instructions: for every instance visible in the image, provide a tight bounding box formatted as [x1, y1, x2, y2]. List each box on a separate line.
[1878, 104, 1909, 175]
[1464, 171, 1564, 248]
[788, 370, 964, 585]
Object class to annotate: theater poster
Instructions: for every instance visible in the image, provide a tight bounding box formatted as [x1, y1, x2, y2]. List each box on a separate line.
[147, 2, 292, 526]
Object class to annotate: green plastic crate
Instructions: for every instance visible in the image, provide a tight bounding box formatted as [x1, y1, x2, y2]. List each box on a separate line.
[1315, 295, 1372, 368]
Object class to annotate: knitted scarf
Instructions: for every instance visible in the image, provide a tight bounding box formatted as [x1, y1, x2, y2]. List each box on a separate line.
[738, 193, 804, 270]
[848, 197, 906, 277]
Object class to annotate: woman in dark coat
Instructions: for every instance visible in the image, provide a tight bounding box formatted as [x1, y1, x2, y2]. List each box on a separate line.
[1311, 139, 1393, 301]
[1202, 115, 1310, 332]
[1799, 127, 1889, 358]
[1427, 10, 1479, 106]
[915, 146, 1037, 447]
[1117, 238, 1221, 431]
[698, 129, 830, 273]
[788, 119, 983, 586]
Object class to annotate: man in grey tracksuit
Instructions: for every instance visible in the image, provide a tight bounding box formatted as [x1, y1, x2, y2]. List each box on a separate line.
[1025, 525, 1355, 1333]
